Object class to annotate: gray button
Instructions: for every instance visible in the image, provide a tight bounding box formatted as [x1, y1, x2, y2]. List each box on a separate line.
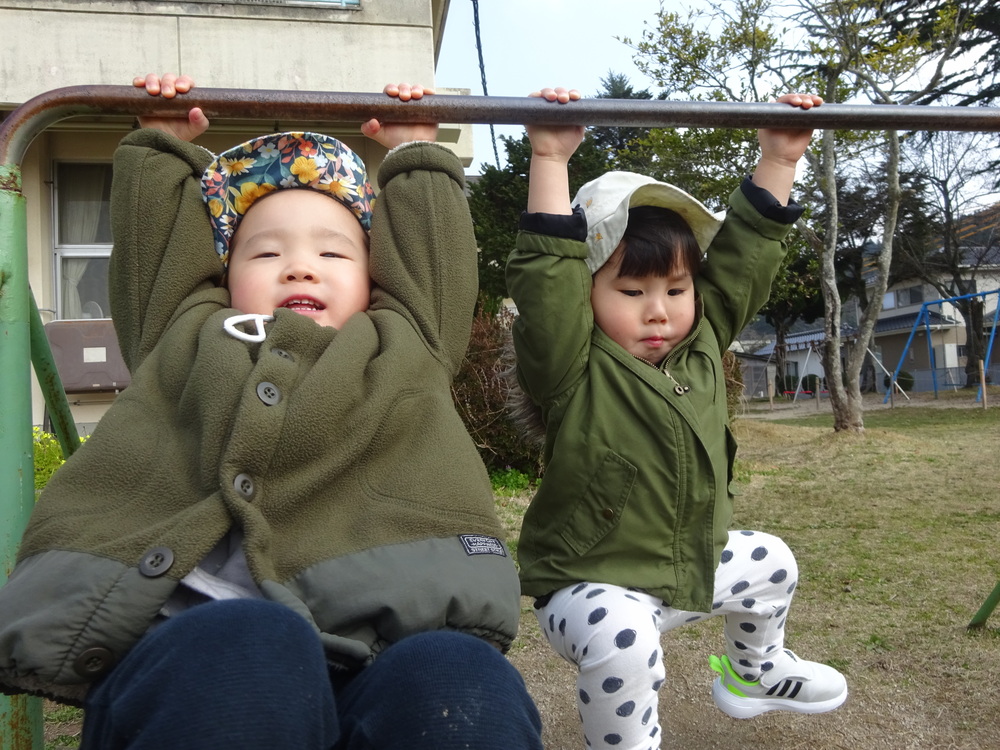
[234, 473, 255, 499]
[73, 647, 115, 678]
[270, 348, 294, 361]
[257, 381, 281, 405]
[139, 547, 174, 577]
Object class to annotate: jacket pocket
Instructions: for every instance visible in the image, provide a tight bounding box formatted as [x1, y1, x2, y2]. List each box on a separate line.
[559, 451, 636, 556]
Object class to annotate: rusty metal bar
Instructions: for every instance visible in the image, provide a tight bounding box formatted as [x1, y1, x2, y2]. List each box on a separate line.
[1, 84, 1000, 750]
[4, 85, 1000, 164]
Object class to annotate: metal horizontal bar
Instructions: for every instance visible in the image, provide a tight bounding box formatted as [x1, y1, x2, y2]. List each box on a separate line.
[3, 84, 1000, 166]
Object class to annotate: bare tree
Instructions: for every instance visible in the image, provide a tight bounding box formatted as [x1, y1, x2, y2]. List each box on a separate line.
[626, 0, 987, 430]
[792, 0, 975, 430]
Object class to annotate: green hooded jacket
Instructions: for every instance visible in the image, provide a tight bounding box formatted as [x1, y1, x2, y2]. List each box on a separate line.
[506, 183, 791, 613]
[0, 131, 519, 705]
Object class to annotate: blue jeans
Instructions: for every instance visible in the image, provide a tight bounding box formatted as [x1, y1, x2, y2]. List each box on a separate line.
[82, 599, 542, 749]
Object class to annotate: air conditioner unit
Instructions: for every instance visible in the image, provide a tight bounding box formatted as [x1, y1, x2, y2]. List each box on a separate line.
[44, 320, 130, 393]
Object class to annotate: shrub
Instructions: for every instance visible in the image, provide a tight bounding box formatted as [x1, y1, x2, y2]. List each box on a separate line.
[884, 370, 915, 392]
[723, 350, 743, 423]
[490, 467, 533, 496]
[452, 305, 543, 476]
[33, 426, 67, 491]
[776, 374, 797, 394]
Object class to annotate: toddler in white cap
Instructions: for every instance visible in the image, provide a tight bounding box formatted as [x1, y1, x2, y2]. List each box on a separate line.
[507, 87, 846, 750]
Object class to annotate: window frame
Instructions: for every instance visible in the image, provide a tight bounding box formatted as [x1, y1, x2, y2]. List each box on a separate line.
[52, 161, 115, 321]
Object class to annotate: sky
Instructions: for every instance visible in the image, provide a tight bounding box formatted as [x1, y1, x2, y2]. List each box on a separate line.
[435, 0, 663, 174]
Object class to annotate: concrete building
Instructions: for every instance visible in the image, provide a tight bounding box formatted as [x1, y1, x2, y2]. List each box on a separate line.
[0, 0, 471, 432]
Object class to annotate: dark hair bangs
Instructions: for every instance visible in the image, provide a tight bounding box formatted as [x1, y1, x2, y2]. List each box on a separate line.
[616, 206, 702, 278]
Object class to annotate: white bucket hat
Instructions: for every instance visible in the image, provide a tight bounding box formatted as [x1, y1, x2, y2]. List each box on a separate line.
[573, 172, 726, 273]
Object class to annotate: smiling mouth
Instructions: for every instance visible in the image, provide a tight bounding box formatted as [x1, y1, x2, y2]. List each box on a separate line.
[281, 297, 326, 312]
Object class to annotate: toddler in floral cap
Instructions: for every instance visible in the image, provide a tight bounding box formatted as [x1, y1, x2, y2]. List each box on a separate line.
[0, 73, 541, 750]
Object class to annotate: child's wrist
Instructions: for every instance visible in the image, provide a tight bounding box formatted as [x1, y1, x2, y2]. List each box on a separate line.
[756, 153, 799, 172]
[530, 152, 572, 167]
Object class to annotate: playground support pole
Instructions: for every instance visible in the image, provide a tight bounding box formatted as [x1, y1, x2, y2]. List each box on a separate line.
[981, 299, 1000, 405]
[0, 167, 43, 749]
[979, 361, 988, 409]
[28, 294, 80, 458]
[968, 581, 1000, 629]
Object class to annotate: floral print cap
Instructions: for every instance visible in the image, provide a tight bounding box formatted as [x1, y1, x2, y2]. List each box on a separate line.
[200, 131, 375, 267]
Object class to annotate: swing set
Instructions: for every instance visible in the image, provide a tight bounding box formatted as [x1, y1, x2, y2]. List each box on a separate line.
[883, 290, 1000, 404]
[4, 86, 1000, 749]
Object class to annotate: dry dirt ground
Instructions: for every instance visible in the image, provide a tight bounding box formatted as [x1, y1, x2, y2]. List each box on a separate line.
[505, 390, 1000, 750]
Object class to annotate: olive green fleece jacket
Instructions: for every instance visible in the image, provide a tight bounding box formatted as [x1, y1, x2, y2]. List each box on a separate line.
[0, 130, 519, 705]
[507, 184, 790, 613]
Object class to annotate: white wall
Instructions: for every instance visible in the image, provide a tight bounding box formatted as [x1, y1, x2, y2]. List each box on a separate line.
[0, 1, 448, 101]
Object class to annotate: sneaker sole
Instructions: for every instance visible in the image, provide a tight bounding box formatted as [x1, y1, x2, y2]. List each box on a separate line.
[712, 678, 848, 719]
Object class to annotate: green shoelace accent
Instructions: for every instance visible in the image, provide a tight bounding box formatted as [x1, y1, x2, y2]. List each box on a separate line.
[709, 654, 759, 697]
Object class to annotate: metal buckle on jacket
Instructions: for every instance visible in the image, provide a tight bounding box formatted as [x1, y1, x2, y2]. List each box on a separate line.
[223, 313, 274, 343]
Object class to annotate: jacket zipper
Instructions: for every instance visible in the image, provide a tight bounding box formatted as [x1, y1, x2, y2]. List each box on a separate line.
[633, 352, 690, 395]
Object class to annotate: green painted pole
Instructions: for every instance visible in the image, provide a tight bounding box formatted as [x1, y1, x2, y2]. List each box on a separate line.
[0, 166, 43, 750]
[968, 580, 1000, 630]
[28, 293, 80, 459]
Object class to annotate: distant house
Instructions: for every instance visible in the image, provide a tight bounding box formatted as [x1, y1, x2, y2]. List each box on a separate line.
[731, 349, 773, 400]
[747, 204, 1000, 395]
[872, 207, 1000, 391]
[751, 328, 851, 397]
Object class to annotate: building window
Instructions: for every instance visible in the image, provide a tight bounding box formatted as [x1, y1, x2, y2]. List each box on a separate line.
[897, 284, 924, 306]
[55, 163, 113, 319]
[883, 285, 925, 310]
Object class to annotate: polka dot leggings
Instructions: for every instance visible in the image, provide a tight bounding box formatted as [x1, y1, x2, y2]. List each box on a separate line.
[534, 530, 798, 750]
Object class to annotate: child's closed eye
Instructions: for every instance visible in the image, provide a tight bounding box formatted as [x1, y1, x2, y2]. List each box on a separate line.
[621, 289, 642, 297]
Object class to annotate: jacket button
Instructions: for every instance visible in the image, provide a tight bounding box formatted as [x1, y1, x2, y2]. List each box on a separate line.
[234, 473, 255, 499]
[270, 347, 294, 361]
[674, 385, 688, 395]
[256, 381, 281, 405]
[139, 546, 174, 577]
[602, 508, 615, 520]
[73, 647, 115, 678]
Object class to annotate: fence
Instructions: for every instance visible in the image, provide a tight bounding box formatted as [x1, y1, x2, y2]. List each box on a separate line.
[906, 365, 999, 393]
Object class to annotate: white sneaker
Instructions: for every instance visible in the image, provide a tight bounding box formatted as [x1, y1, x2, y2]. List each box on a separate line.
[709, 649, 847, 719]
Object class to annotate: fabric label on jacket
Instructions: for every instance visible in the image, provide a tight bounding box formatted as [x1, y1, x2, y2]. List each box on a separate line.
[459, 535, 508, 557]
